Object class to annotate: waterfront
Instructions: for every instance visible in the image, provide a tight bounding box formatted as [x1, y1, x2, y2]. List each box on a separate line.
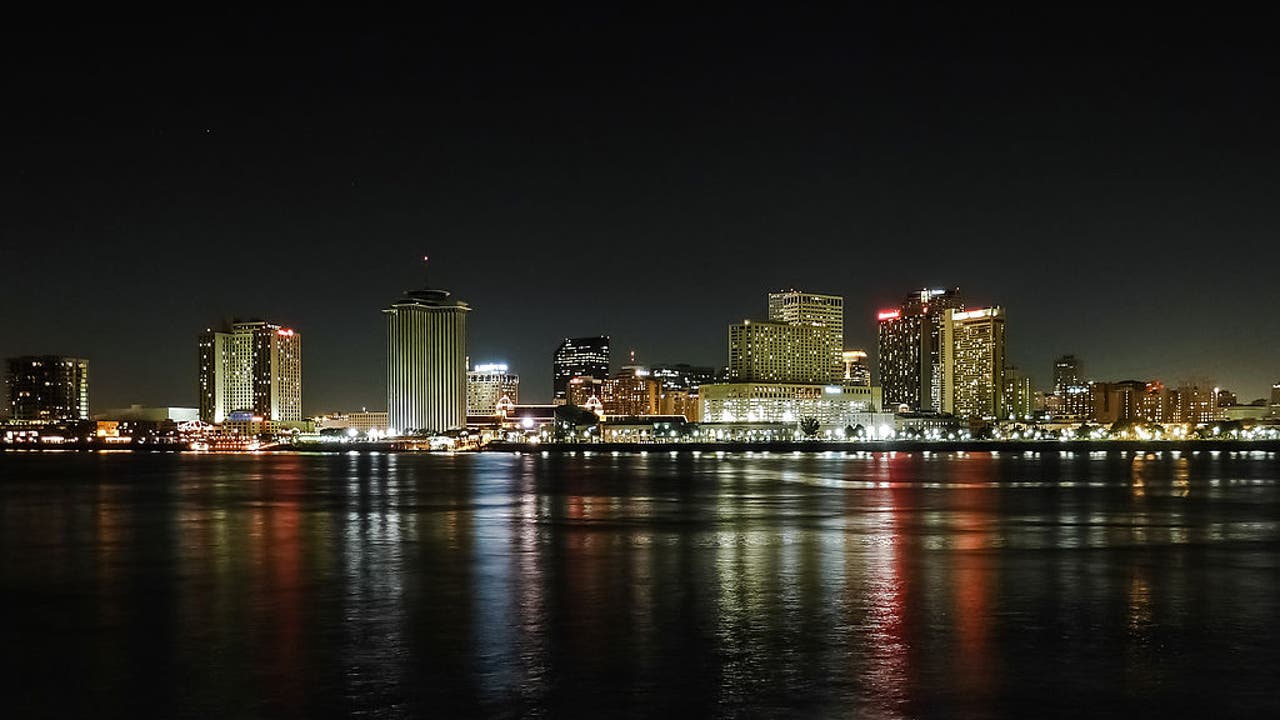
[2, 451, 1278, 718]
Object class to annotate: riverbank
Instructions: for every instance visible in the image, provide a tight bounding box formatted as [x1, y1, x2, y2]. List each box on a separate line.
[483, 439, 1280, 453]
[6, 438, 1280, 454]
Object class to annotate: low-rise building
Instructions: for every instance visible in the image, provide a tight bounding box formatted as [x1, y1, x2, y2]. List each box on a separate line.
[96, 405, 200, 423]
[699, 382, 882, 429]
[312, 410, 389, 433]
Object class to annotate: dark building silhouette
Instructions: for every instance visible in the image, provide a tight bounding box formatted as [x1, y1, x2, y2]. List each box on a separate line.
[5, 355, 89, 422]
[553, 336, 610, 405]
[877, 288, 963, 412]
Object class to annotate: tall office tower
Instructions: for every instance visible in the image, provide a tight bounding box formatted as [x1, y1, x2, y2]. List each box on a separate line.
[466, 363, 520, 414]
[1272, 383, 1280, 408]
[1003, 365, 1034, 420]
[766, 289, 845, 381]
[552, 336, 610, 404]
[876, 287, 964, 412]
[728, 319, 831, 383]
[385, 287, 470, 432]
[1053, 355, 1082, 394]
[842, 350, 871, 386]
[942, 307, 1007, 419]
[5, 356, 89, 422]
[197, 321, 302, 424]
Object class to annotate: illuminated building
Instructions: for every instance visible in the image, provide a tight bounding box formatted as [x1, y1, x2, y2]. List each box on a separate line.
[1137, 381, 1171, 423]
[876, 287, 963, 411]
[1176, 380, 1221, 424]
[1273, 383, 1280, 408]
[766, 289, 845, 381]
[1089, 380, 1147, 424]
[215, 409, 282, 438]
[659, 387, 700, 421]
[566, 375, 604, 407]
[1222, 401, 1272, 422]
[699, 382, 882, 429]
[600, 416, 691, 442]
[601, 369, 660, 417]
[384, 287, 469, 433]
[727, 289, 844, 384]
[942, 307, 1006, 420]
[466, 363, 520, 414]
[1002, 365, 1033, 420]
[1060, 382, 1093, 421]
[198, 321, 301, 424]
[842, 350, 871, 386]
[553, 336, 610, 404]
[728, 320, 830, 383]
[5, 355, 90, 422]
[312, 411, 389, 433]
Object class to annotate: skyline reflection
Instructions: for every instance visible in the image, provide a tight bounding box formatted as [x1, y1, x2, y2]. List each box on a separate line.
[1, 450, 1277, 718]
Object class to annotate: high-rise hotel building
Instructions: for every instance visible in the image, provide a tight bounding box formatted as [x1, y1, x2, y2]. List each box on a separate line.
[5, 355, 90, 422]
[553, 336, 610, 404]
[385, 287, 469, 432]
[729, 289, 845, 384]
[942, 307, 1007, 419]
[198, 321, 302, 424]
[466, 363, 520, 414]
[877, 288, 963, 412]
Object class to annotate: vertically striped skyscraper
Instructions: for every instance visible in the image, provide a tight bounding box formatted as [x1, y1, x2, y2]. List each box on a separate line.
[384, 287, 469, 433]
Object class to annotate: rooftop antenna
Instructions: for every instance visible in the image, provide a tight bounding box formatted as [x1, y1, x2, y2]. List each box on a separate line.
[422, 255, 430, 288]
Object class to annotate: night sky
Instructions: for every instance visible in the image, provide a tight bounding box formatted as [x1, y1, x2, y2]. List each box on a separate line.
[4, 11, 1278, 411]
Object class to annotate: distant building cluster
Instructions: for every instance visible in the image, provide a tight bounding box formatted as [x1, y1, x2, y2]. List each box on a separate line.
[6, 265, 1280, 448]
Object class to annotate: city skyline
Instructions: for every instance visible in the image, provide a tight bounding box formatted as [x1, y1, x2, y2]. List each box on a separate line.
[5, 274, 1276, 417]
[4, 18, 1278, 410]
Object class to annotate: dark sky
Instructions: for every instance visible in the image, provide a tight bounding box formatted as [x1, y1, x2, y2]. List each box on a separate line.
[4, 10, 1279, 411]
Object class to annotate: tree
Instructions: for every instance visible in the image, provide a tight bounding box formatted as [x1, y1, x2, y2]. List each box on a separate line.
[554, 403, 599, 441]
[843, 424, 856, 439]
[799, 416, 821, 438]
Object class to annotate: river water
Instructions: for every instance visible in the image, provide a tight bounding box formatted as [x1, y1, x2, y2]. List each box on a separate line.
[1, 450, 1277, 718]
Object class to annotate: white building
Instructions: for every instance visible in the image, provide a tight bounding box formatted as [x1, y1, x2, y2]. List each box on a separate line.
[467, 363, 520, 414]
[385, 287, 469, 433]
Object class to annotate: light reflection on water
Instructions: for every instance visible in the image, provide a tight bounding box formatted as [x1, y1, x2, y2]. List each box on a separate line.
[1, 450, 1278, 718]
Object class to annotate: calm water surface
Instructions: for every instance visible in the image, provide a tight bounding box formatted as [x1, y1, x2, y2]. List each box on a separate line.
[1, 450, 1278, 718]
